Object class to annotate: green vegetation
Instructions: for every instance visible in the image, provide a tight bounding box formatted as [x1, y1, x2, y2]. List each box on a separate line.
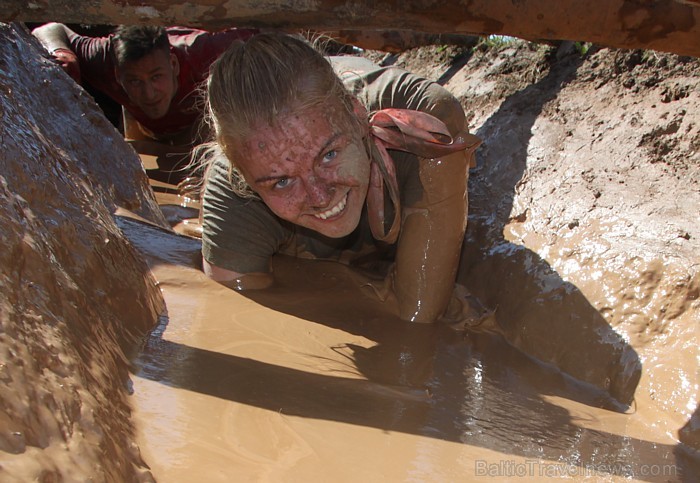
[574, 41, 592, 56]
[479, 35, 517, 48]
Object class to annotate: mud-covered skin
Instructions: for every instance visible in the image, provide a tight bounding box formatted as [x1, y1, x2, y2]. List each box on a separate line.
[393, 151, 469, 323]
[236, 104, 371, 239]
[232, 101, 471, 323]
[208, 112, 470, 324]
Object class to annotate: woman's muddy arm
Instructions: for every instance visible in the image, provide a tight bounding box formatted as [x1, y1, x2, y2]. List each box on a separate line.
[202, 258, 274, 290]
[393, 151, 469, 323]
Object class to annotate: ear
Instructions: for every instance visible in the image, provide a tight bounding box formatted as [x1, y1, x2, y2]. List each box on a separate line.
[170, 53, 180, 77]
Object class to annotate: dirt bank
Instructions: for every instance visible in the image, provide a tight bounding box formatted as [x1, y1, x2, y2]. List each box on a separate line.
[0, 24, 166, 481]
[379, 39, 699, 444]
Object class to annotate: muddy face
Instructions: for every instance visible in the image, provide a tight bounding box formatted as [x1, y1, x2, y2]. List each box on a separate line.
[116, 49, 179, 120]
[235, 103, 371, 238]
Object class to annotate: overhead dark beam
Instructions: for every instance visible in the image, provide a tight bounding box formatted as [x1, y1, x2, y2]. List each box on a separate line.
[2, 0, 699, 57]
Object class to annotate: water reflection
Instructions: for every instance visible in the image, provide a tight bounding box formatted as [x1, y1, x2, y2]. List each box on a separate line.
[130, 276, 697, 481]
[120, 214, 697, 482]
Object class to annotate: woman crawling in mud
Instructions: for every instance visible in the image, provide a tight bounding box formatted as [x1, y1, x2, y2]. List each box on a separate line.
[199, 32, 481, 323]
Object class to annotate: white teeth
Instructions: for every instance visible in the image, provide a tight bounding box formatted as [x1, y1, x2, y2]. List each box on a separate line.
[314, 193, 347, 220]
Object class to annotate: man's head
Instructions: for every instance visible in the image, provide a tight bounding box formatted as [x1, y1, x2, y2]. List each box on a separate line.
[113, 25, 179, 119]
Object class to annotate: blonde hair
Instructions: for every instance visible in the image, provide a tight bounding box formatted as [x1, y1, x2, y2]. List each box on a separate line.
[202, 32, 365, 197]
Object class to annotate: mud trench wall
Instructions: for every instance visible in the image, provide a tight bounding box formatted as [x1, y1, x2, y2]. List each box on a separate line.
[0, 23, 167, 481]
[432, 42, 700, 443]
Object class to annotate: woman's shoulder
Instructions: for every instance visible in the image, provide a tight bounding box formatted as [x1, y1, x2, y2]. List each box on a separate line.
[329, 55, 408, 90]
[330, 56, 382, 78]
[330, 56, 463, 132]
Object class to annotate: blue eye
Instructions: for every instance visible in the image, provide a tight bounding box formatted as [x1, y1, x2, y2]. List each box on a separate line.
[274, 178, 290, 189]
[323, 150, 338, 163]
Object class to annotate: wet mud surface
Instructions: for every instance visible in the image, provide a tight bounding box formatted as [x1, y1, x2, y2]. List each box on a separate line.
[0, 24, 164, 482]
[123, 211, 697, 481]
[387, 39, 700, 448]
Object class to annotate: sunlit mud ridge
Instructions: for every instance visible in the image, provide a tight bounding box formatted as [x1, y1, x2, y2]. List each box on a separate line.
[433, 40, 700, 442]
[0, 24, 166, 481]
[1, 23, 699, 481]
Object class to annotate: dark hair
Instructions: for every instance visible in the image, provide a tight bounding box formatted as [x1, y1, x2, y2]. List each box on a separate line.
[112, 25, 170, 67]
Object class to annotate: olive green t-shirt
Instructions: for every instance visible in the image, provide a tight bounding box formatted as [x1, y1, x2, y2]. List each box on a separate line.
[201, 56, 467, 274]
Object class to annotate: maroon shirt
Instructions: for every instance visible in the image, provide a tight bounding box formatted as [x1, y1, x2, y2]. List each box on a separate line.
[69, 27, 257, 138]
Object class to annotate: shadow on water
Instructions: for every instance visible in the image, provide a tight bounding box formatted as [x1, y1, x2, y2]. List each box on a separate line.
[124, 48, 699, 480]
[133, 286, 698, 481]
[458, 46, 643, 406]
[120, 220, 698, 481]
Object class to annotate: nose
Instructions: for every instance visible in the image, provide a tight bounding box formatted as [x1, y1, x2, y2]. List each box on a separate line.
[142, 81, 157, 101]
[303, 175, 333, 208]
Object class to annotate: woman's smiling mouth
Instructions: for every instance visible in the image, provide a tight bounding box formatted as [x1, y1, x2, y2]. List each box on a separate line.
[313, 192, 348, 220]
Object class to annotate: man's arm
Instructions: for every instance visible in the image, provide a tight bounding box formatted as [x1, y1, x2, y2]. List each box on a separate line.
[32, 22, 76, 52]
[32, 23, 82, 82]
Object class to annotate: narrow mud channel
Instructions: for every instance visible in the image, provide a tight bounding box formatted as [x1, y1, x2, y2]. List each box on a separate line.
[120, 191, 697, 482]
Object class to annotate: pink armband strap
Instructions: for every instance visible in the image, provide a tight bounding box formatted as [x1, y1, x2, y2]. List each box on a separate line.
[367, 108, 481, 244]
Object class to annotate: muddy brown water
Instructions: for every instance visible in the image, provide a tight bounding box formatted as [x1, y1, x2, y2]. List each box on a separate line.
[116, 192, 699, 482]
